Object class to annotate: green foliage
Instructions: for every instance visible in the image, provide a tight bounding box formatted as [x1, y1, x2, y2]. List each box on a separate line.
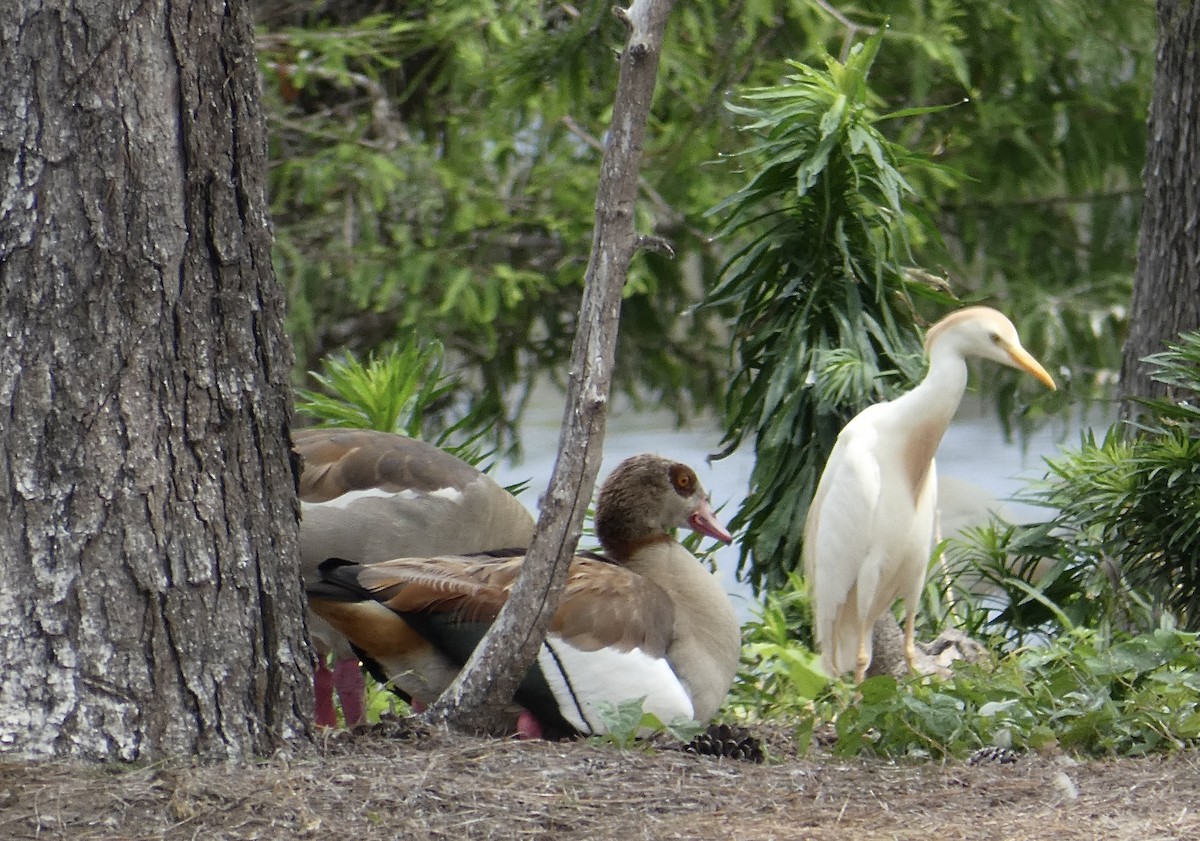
[706, 34, 957, 591]
[1035, 429, 1200, 626]
[257, 0, 1152, 463]
[823, 627, 1200, 759]
[727, 616, 1200, 759]
[727, 572, 829, 721]
[865, 0, 1149, 414]
[296, 338, 458, 436]
[943, 330, 1200, 636]
[364, 678, 411, 727]
[294, 339, 522, 488]
[258, 2, 733, 447]
[936, 521, 1132, 645]
[726, 562, 1200, 759]
[1132, 330, 1200, 426]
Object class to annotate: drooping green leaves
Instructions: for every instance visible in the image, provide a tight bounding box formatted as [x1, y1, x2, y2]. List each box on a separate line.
[707, 35, 956, 591]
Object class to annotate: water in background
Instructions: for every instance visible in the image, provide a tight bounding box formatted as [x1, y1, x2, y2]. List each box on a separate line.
[493, 395, 1098, 621]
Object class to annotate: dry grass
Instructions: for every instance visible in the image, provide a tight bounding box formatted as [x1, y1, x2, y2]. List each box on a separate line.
[2, 719, 1198, 840]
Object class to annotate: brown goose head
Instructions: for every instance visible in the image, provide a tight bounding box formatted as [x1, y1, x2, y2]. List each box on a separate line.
[593, 454, 732, 562]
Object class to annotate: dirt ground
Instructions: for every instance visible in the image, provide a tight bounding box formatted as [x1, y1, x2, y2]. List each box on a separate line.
[1, 718, 1198, 841]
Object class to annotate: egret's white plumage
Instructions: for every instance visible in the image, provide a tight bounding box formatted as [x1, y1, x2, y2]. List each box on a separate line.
[803, 307, 1056, 681]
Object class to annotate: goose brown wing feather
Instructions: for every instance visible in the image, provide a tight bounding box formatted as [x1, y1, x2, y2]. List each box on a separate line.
[553, 562, 674, 656]
[294, 428, 482, 502]
[328, 553, 675, 659]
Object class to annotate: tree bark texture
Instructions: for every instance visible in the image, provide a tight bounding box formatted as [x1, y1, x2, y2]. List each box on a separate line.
[424, 0, 677, 734]
[0, 0, 310, 760]
[1121, 0, 1200, 413]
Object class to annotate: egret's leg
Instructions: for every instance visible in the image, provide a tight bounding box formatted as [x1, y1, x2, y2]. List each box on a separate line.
[903, 607, 918, 674]
[854, 622, 871, 683]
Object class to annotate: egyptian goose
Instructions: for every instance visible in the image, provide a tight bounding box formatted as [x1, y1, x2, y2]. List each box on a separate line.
[307, 453, 742, 738]
[295, 428, 536, 726]
[804, 306, 1056, 682]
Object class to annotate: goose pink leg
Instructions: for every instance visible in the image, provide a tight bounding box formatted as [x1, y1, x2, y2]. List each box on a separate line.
[516, 710, 544, 740]
[333, 656, 366, 726]
[314, 658, 337, 727]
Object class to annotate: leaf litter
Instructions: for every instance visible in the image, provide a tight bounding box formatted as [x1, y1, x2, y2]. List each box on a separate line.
[1, 716, 1198, 840]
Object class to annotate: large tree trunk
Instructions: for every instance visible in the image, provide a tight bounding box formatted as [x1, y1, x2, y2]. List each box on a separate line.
[0, 0, 310, 760]
[1120, 0, 1200, 413]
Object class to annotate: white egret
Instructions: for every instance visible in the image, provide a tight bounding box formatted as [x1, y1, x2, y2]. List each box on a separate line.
[803, 307, 1056, 682]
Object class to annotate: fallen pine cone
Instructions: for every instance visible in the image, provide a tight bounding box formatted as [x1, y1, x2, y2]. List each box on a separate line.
[684, 723, 765, 763]
[968, 746, 1019, 766]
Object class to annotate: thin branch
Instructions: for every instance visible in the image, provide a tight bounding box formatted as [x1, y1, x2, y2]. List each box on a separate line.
[420, 0, 679, 735]
[636, 234, 675, 257]
[810, 0, 880, 62]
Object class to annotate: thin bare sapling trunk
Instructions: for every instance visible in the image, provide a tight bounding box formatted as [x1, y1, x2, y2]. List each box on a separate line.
[422, 0, 677, 734]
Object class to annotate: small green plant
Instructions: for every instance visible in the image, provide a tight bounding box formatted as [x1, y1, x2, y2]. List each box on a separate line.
[813, 625, 1200, 759]
[297, 338, 459, 436]
[592, 698, 706, 749]
[360, 678, 413, 726]
[295, 338, 520, 486]
[726, 572, 829, 723]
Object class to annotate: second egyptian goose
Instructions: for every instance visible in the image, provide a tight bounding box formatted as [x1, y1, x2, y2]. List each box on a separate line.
[295, 428, 536, 726]
[307, 453, 742, 738]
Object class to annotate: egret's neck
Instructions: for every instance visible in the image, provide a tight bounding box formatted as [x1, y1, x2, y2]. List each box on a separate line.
[885, 347, 970, 451]
[874, 349, 968, 503]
